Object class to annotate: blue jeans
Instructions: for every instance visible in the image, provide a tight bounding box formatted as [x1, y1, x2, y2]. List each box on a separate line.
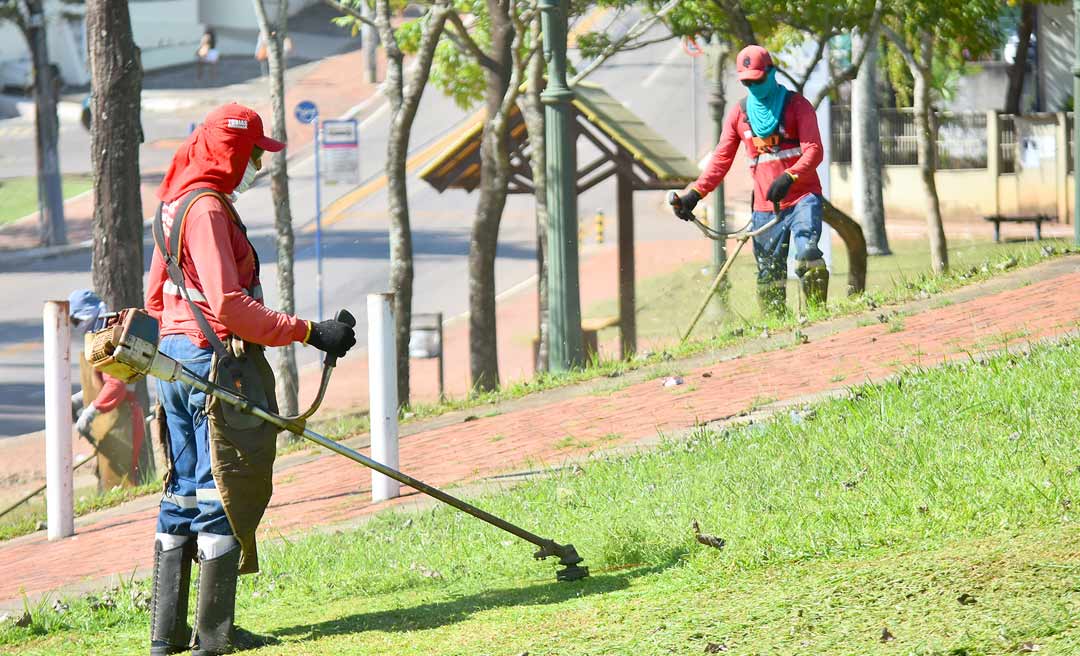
[751, 193, 825, 286]
[156, 335, 232, 536]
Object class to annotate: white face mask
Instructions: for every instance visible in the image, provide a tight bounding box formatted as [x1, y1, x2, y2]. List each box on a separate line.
[232, 159, 258, 196]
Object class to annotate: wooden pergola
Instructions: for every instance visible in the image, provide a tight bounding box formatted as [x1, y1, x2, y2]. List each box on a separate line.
[420, 82, 700, 358]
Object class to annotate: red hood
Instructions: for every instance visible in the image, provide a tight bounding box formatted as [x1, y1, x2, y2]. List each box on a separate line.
[156, 103, 282, 203]
[156, 126, 251, 204]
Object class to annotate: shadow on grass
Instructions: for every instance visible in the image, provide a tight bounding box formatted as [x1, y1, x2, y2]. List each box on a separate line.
[273, 561, 676, 641]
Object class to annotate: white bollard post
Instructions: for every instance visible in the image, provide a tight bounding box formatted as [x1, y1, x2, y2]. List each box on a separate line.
[43, 300, 73, 540]
[367, 293, 400, 501]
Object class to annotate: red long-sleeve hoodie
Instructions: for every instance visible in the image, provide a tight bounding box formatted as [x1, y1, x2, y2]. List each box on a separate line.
[693, 91, 823, 212]
[145, 104, 309, 348]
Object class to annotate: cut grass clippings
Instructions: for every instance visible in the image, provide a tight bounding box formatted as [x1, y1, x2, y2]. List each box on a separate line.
[0, 176, 93, 226]
[4, 339, 1080, 654]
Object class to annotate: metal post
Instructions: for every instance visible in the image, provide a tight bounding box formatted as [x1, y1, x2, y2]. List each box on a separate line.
[539, 0, 584, 372]
[43, 301, 73, 540]
[367, 293, 400, 502]
[616, 170, 636, 359]
[1074, 0, 1080, 243]
[709, 38, 727, 279]
[314, 118, 324, 321]
[691, 54, 698, 160]
[436, 312, 445, 401]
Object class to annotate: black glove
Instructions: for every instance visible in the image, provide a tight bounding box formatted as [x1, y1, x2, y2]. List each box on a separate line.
[306, 319, 357, 359]
[670, 189, 701, 221]
[766, 172, 795, 203]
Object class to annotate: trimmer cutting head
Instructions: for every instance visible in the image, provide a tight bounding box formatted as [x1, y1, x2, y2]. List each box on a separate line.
[535, 541, 589, 582]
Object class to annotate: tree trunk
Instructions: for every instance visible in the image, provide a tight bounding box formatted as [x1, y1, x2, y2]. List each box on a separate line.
[386, 114, 414, 407]
[822, 200, 867, 295]
[376, 0, 449, 407]
[87, 0, 147, 481]
[912, 33, 947, 274]
[468, 1, 514, 393]
[26, 0, 65, 246]
[252, 0, 300, 434]
[1005, 1, 1035, 115]
[362, 0, 378, 83]
[523, 14, 549, 374]
[850, 30, 890, 255]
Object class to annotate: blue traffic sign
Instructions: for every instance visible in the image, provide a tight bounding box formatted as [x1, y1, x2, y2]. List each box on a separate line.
[294, 100, 318, 124]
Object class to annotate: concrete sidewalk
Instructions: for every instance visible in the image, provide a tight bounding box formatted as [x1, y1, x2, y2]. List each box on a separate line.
[2, 252, 1078, 610]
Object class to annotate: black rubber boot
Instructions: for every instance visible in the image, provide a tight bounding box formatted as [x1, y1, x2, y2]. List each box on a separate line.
[800, 264, 830, 307]
[190, 544, 240, 655]
[190, 545, 277, 655]
[149, 537, 194, 656]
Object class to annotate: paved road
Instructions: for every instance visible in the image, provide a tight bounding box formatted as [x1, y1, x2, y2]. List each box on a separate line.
[0, 19, 725, 438]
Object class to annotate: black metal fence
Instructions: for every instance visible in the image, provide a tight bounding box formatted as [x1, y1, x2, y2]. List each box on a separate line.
[831, 107, 988, 169]
[999, 115, 1016, 174]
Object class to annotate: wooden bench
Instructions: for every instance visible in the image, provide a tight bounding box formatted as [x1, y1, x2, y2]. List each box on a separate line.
[531, 315, 621, 370]
[984, 214, 1052, 243]
[581, 315, 620, 360]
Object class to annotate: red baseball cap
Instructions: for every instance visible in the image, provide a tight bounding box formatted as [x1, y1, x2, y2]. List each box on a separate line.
[204, 103, 285, 152]
[736, 45, 773, 82]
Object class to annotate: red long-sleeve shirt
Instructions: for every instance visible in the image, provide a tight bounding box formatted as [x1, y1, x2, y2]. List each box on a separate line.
[693, 92, 823, 212]
[146, 194, 309, 348]
[92, 372, 131, 413]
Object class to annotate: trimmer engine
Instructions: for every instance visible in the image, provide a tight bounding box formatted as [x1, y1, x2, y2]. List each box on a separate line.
[86, 309, 181, 384]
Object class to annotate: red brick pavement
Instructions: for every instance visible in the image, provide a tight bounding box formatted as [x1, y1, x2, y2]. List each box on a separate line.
[2, 259, 1079, 606]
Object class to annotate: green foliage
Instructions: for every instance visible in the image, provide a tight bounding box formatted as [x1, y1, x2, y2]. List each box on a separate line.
[885, 0, 1006, 103]
[6, 339, 1080, 653]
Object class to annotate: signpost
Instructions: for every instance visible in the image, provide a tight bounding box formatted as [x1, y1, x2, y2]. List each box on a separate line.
[321, 119, 360, 185]
[294, 100, 324, 321]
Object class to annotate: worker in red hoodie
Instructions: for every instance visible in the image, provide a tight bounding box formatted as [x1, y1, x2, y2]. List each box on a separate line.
[144, 103, 355, 656]
[670, 44, 828, 314]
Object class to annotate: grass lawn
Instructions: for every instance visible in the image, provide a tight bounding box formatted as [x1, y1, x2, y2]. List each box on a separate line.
[0, 237, 1070, 545]
[586, 236, 1068, 349]
[4, 338, 1080, 655]
[0, 176, 93, 226]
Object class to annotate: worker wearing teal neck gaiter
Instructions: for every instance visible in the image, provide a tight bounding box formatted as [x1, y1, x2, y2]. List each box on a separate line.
[745, 67, 787, 137]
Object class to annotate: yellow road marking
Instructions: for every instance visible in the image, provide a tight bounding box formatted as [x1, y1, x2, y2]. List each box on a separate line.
[311, 6, 611, 232]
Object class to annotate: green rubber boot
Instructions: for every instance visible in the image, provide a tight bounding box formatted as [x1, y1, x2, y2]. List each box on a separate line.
[757, 281, 788, 317]
[800, 264, 830, 308]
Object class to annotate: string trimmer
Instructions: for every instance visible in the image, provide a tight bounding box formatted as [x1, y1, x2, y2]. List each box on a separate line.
[86, 309, 588, 582]
[667, 193, 781, 343]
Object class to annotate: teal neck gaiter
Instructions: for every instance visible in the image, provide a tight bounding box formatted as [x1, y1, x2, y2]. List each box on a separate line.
[745, 68, 787, 138]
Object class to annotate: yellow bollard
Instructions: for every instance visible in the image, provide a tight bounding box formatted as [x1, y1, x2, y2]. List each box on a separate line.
[594, 209, 605, 244]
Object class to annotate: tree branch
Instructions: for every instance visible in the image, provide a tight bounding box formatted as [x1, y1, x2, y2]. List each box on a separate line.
[775, 65, 798, 88]
[375, 0, 404, 108]
[881, 23, 923, 74]
[323, 0, 378, 29]
[447, 10, 502, 73]
[716, 0, 756, 45]
[607, 33, 676, 55]
[794, 31, 830, 94]
[569, 0, 681, 86]
[810, 0, 885, 109]
[401, 2, 452, 119]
